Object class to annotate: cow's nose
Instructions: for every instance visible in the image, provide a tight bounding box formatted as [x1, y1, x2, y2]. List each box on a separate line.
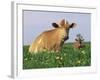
[64, 36, 69, 41]
[66, 36, 69, 39]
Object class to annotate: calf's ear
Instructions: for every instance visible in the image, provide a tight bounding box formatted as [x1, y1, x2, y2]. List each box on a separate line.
[52, 23, 59, 28]
[70, 23, 76, 28]
[75, 39, 78, 41]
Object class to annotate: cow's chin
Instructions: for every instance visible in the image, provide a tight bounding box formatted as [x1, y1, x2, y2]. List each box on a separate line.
[64, 36, 69, 41]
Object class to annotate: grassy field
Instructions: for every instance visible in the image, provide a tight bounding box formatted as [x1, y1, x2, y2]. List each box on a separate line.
[23, 42, 91, 69]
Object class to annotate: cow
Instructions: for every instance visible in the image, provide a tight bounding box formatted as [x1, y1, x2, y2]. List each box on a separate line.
[73, 38, 85, 49]
[29, 19, 76, 54]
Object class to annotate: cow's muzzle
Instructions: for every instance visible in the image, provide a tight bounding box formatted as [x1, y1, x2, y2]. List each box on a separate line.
[64, 36, 69, 41]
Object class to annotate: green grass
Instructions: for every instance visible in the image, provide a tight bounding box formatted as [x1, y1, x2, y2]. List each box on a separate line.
[23, 42, 91, 69]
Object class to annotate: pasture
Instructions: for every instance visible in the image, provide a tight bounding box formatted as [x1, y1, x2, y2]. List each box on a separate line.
[23, 42, 91, 69]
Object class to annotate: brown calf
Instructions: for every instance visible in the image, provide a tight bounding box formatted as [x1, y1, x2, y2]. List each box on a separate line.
[73, 38, 85, 49]
[29, 19, 76, 53]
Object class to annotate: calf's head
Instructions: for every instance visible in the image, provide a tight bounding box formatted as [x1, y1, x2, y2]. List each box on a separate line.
[75, 38, 84, 44]
[52, 19, 76, 41]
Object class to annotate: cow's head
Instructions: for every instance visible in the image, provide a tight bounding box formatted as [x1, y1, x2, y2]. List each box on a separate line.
[52, 19, 76, 41]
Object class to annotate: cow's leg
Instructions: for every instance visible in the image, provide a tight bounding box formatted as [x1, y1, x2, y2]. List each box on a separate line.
[53, 43, 61, 53]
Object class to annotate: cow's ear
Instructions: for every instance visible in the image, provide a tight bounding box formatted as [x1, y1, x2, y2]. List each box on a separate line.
[52, 23, 59, 28]
[70, 23, 76, 28]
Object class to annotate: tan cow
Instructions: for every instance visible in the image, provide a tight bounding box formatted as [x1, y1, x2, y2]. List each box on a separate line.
[29, 19, 76, 54]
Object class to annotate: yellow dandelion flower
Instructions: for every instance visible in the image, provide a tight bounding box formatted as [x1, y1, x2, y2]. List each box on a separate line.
[77, 60, 81, 64]
[81, 50, 85, 54]
[60, 57, 63, 60]
[24, 58, 28, 61]
[56, 57, 60, 60]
